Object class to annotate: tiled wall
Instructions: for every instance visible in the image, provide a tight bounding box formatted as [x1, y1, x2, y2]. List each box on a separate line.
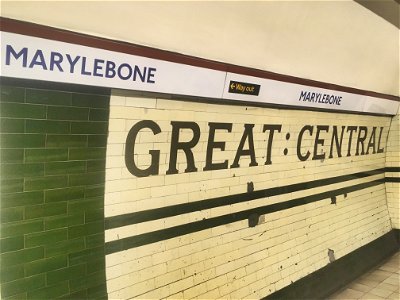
[385, 108, 399, 229]
[0, 83, 109, 299]
[1, 83, 397, 299]
[104, 92, 393, 299]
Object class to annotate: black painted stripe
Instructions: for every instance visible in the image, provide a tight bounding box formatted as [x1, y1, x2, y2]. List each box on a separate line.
[105, 179, 383, 254]
[105, 168, 385, 230]
[385, 167, 400, 183]
[385, 166, 400, 173]
[385, 177, 400, 183]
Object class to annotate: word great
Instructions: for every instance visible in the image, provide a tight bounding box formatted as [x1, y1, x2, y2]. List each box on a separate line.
[125, 121, 385, 177]
[5, 45, 157, 83]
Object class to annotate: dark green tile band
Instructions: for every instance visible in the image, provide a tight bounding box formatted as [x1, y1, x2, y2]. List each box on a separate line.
[1, 149, 24, 163]
[26, 89, 72, 106]
[24, 149, 69, 163]
[0, 102, 46, 119]
[0, 85, 25, 103]
[0, 81, 109, 299]
[24, 255, 68, 277]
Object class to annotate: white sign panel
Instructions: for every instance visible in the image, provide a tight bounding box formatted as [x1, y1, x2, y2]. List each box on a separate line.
[0, 31, 226, 99]
[222, 73, 399, 115]
[1, 31, 398, 115]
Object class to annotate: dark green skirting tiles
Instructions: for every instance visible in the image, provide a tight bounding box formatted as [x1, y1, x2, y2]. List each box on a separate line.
[0, 81, 110, 299]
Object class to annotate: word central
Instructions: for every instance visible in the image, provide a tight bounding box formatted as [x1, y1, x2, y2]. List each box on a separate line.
[125, 121, 385, 177]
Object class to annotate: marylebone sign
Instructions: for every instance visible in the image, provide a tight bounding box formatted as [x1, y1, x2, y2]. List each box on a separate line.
[0, 31, 398, 115]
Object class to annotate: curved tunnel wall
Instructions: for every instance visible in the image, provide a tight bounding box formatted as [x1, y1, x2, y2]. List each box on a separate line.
[0, 7, 399, 298]
[1, 80, 398, 299]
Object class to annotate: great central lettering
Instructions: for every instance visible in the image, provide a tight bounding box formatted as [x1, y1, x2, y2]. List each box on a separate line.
[125, 121, 385, 177]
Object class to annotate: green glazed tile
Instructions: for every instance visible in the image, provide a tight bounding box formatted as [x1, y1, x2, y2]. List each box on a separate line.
[0, 207, 24, 223]
[45, 237, 85, 258]
[71, 93, 109, 108]
[1, 274, 45, 298]
[68, 198, 102, 213]
[69, 147, 106, 160]
[45, 161, 86, 175]
[88, 135, 108, 147]
[45, 187, 84, 203]
[1, 149, 24, 163]
[0, 102, 46, 118]
[0, 133, 45, 148]
[26, 120, 70, 134]
[0, 118, 25, 133]
[89, 108, 109, 121]
[26, 89, 71, 106]
[27, 281, 69, 299]
[46, 135, 87, 148]
[0, 265, 24, 283]
[58, 289, 87, 299]
[84, 185, 105, 198]
[0, 236, 24, 253]
[25, 255, 67, 276]
[1, 178, 24, 193]
[70, 121, 108, 134]
[86, 258, 105, 275]
[69, 172, 105, 187]
[25, 149, 68, 162]
[87, 283, 107, 298]
[87, 160, 106, 172]
[1, 219, 43, 238]
[4, 292, 28, 300]
[68, 220, 104, 239]
[85, 233, 104, 248]
[24, 175, 68, 191]
[0, 86, 25, 103]
[25, 202, 67, 220]
[1, 163, 44, 179]
[69, 270, 106, 292]
[46, 264, 86, 285]
[84, 208, 104, 222]
[45, 214, 84, 230]
[25, 228, 68, 247]
[4, 292, 27, 300]
[68, 246, 104, 266]
[1, 246, 44, 268]
[1, 191, 44, 209]
[47, 106, 88, 121]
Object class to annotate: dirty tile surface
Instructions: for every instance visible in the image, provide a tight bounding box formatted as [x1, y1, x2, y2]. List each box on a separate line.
[330, 251, 399, 300]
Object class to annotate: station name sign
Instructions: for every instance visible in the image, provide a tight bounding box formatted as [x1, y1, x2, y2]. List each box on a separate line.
[1, 31, 398, 115]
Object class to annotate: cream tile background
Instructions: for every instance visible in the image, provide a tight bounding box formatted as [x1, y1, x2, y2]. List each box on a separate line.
[105, 92, 394, 299]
